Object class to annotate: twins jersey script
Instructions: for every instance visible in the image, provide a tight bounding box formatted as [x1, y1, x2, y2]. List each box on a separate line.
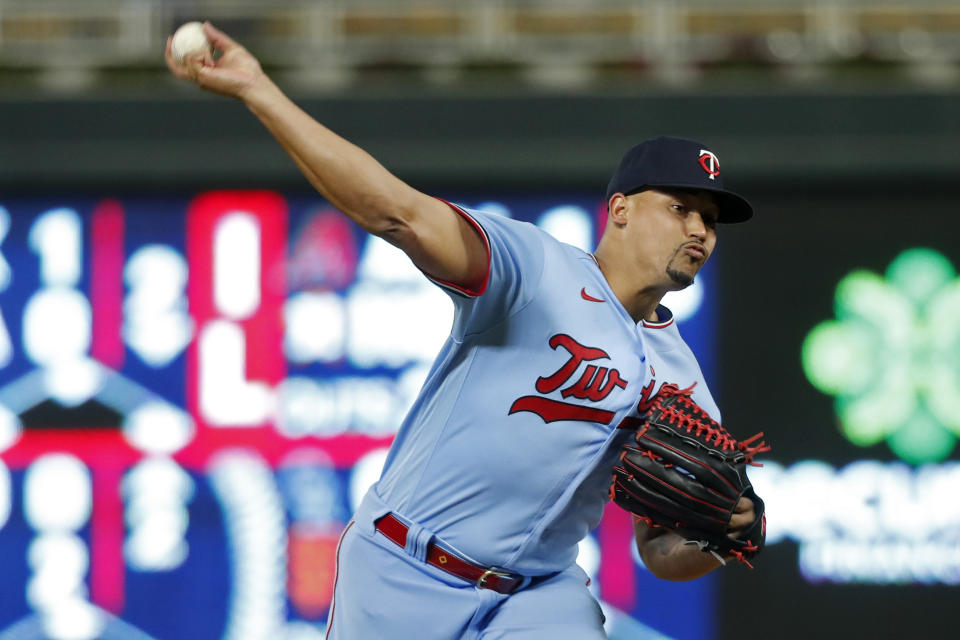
[330, 204, 719, 639]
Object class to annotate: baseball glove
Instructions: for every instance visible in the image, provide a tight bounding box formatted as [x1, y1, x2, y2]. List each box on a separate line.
[610, 384, 770, 568]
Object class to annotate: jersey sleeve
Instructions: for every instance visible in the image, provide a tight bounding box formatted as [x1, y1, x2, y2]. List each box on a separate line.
[428, 201, 547, 337]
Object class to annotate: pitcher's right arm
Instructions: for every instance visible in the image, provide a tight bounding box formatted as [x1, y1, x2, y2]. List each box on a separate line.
[165, 23, 489, 293]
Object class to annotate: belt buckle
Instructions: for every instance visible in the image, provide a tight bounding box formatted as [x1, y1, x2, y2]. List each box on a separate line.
[477, 568, 515, 590]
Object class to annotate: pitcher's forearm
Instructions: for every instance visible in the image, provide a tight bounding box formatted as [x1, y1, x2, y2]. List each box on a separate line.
[241, 77, 419, 235]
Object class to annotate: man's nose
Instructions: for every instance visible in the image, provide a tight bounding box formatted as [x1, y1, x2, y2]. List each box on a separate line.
[687, 212, 707, 238]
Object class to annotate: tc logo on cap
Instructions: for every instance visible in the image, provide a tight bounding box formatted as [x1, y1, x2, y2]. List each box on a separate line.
[698, 149, 720, 181]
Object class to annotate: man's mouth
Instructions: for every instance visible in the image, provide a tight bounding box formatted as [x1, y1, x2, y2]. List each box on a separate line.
[683, 243, 707, 260]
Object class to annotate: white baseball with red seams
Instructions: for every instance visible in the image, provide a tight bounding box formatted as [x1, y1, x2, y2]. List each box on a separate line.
[171, 22, 212, 64]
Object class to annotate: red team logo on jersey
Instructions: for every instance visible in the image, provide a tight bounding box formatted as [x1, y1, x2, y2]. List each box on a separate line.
[637, 377, 660, 414]
[508, 334, 628, 424]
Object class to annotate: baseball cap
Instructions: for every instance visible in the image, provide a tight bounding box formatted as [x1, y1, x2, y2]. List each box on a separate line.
[605, 136, 754, 223]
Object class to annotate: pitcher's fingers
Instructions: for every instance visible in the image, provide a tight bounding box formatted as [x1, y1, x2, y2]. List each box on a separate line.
[198, 50, 215, 68]
[203, 22, 240, 52]
[728, 511, 752, 532]
[734, 496, 754, 514]
[178, 50, 208, 82]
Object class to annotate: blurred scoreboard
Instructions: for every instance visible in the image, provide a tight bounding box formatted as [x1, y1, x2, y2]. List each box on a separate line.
[0, 191, 719, 640]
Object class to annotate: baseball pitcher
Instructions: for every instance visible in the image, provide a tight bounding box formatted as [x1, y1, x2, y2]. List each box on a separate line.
[166, 23, 768, 640]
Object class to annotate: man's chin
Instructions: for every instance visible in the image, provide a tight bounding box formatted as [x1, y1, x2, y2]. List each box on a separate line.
[666, 267, 695, 289]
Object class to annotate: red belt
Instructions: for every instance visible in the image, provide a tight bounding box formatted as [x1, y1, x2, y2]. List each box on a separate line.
[374, 513, 526, 594]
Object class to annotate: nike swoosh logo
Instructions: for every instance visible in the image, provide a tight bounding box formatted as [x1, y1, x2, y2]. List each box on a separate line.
[580, 287, 605, 303]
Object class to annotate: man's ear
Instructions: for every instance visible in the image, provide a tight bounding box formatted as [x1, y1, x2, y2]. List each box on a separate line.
[608, 193, 630, 226]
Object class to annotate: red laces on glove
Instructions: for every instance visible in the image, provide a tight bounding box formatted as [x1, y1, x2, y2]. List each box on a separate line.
[656, 384, 771, 465]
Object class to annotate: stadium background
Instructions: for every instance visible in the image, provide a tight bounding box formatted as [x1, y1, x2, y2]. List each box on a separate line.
[1, 2, 958, 638]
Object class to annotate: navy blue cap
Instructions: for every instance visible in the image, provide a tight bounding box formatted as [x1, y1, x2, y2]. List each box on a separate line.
[606, 136, 753, 223]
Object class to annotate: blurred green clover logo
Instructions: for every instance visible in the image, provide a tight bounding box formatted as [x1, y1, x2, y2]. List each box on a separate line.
[802, 248, 960, 464]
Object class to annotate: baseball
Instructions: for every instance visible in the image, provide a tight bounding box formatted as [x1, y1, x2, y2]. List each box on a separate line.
[171, 22, 212, 64]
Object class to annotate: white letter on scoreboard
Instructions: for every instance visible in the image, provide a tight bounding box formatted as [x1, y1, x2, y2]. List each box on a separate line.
[199, 320, 272, 426]
[213, 213, 261, 320]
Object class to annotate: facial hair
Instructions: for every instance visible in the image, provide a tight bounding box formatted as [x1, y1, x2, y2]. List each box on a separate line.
[665, 246, 699, 288]
[666, 266, 694, 288]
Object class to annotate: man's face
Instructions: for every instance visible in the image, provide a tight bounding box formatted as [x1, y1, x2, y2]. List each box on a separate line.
[619, 188, 719, 290]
